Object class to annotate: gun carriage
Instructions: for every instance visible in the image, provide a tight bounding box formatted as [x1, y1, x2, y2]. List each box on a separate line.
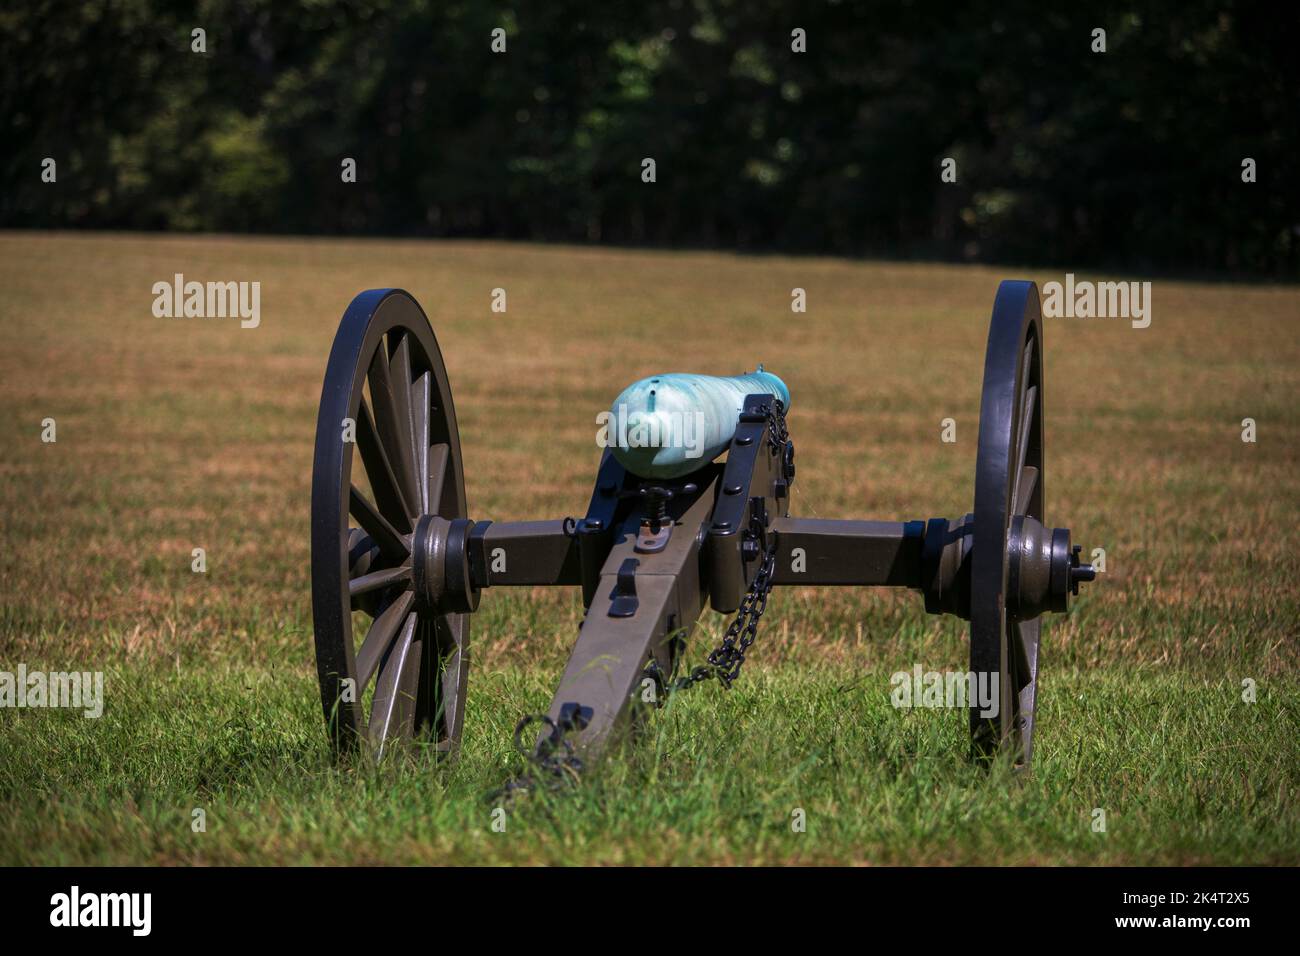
[310, 280, 1095, 775]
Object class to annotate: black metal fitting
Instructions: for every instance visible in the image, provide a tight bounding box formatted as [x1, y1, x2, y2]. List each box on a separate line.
[608, 557, 640, 617]
[467, 519, 493, 589]
[619, 482, 697, 534]
[1069, 544, 1097, 595]
[1006, 517, 1093, 620]
[921, 514, 973, 618]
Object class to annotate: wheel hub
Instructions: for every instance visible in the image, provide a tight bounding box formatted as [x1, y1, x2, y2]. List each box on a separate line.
[921, 512, 1096, 622]
[411, 515, 480, 615]
[1006, 516, 1095, 620]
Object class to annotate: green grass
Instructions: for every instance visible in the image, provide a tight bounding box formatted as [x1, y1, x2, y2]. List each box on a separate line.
[0, 233, 1296, 864]
[1, 655, 1294, 865]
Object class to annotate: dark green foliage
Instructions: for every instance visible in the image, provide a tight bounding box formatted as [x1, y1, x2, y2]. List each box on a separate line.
[2, 0, 1296, 275]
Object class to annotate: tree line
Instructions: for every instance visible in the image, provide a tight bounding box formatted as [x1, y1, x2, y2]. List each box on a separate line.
[3, 0, 1296, 276]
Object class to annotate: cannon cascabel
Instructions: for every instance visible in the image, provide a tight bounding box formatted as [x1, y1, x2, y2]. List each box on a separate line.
[603, 368, 790, 479]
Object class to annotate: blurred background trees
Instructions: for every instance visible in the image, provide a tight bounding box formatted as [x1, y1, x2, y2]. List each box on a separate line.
[3, 0, 1296, 276]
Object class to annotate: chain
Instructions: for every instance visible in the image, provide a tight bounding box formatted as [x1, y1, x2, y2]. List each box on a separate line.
[486, 713, 586, 804]
[648, 540, 776, 697]
[646, 398, 787, 698]
[766, 396, 790, 449]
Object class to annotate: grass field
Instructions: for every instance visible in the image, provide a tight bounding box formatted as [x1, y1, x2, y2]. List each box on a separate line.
[0, 232, 1297, 865]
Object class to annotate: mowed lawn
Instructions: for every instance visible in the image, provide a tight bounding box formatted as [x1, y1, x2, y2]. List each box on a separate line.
[0, 232, 1296, 865]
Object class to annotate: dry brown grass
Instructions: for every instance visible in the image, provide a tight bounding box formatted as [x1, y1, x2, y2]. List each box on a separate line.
[0, 232, 1296, 675]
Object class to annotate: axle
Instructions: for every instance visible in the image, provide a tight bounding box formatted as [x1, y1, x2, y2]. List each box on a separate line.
[419, 512, 1094, 623]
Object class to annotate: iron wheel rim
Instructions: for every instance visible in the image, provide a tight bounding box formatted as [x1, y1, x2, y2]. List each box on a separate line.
[970, 280, 1045, 768]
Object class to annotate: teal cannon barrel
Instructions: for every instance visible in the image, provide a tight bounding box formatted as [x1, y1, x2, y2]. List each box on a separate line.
[602, 368, 790, 479]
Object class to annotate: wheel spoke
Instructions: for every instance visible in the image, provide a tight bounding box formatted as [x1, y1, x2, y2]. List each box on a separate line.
[427, 442, 450, 516]
[356, 399, 415, 530]
[1017, 383, 1037, 463]
[436, 613, 469, 749]
[1012, 383, 1037, 507]
[355, 591, 414, 691]
[1014, 465, 1038, 516]
[1013, 337, 1036, 489]
[369, 611, 422, 753]
[1008, 619, 1032, 695]
[349, 564, 411, 599]
[389, 334, 423, 510]
[1015, 619, 1041, 764]
[368, 341, 421, 520]
[411, 371, 431, 515]
[347, 528, 380, 575]
[349, 485, 409, 563]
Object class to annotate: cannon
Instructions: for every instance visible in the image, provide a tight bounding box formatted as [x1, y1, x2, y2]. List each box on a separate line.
[310, 280, 1095, 776]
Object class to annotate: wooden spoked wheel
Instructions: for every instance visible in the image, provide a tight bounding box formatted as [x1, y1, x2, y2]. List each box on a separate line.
[311, 289, 470, 757]
[970, 280, 1046, 768]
